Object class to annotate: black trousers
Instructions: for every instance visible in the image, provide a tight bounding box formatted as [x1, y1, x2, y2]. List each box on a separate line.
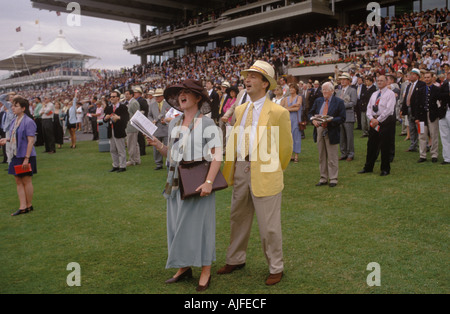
[364, 115, 395, 173]
[138, 132, 146, 156]
[90, 118, 98, 140]
[0, 129, 6, 163]
[35, 117, 44, 146]
[42, 118, 56, 153]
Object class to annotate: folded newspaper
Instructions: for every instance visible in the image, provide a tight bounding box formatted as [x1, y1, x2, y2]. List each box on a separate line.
[310, 115, 334, 123]
[130, 110, 158, 139]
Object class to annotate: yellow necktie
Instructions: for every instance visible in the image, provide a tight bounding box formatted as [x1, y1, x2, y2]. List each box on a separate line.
[158, 101, 163, 112]
[244, 103, 254, 158]
[219, 96, 225, 114]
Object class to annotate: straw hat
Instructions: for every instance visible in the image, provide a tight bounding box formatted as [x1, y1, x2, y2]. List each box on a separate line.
[339, 72, 351, 80]
[163, 79, 212, 114]
[153, 88, 164, 97]
[133, 86, 143, 94]
[240, 60, 277, 91]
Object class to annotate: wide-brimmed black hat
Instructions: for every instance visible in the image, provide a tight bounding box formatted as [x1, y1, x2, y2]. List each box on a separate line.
[163, 79, 212, 114]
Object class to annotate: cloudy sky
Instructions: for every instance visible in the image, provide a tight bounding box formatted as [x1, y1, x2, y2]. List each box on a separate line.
[0, 0, 141, 76]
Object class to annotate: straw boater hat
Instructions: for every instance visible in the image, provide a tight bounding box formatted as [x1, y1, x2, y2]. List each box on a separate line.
[133, 86, 143, 94]
[163, 79, 212, 114]
[339, 72, 351, 80]
[240, 60, 277, 91]
[153, 88, 164, 97]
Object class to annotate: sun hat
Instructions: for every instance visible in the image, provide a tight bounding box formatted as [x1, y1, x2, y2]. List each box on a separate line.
[153, 88, 164, 97]
[133, 86, 143, 94]
[338, 72, 351, 80]
[410, 68, 421, 76]
[241, 60, 277, 91]
[163, 79, 212, 114]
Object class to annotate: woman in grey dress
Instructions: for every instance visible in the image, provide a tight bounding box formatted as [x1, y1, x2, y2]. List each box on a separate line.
[146, 79, 222, 292]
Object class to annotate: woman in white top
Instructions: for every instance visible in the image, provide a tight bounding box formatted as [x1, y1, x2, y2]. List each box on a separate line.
[272, 85, 284, 105]
[76, 103, 83, 131]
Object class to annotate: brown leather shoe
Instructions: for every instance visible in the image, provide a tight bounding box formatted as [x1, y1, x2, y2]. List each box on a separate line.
[265, 272, 283, 285]
[196, 275, 211, 292]
[216, 263, 246, 274]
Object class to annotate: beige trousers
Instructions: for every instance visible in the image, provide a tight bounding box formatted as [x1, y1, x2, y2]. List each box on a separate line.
[126, 132, 141, 165]
[317, 126, 339, 184]
[419, 113, 439, 159]
[226, 161, 284, 274]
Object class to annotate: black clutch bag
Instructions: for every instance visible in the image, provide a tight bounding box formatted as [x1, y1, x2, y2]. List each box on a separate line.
[178, 160, 228, 200]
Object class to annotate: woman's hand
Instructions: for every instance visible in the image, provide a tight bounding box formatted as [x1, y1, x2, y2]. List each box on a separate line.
[196, 181, 213, 197]
[0, 138, 6, 146]
[146, 136, 161, 147]
[22, 158, 29, 170]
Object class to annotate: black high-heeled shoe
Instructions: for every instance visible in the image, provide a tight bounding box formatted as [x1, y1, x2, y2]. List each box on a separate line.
[165, 268, 193, 284]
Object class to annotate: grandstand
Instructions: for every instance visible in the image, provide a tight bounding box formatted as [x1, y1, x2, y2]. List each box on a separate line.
[27, 0, 450, 84]
[0, 30, 97, 92]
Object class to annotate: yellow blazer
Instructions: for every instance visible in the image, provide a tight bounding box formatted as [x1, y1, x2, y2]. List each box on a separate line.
[223, 98, 293, 197]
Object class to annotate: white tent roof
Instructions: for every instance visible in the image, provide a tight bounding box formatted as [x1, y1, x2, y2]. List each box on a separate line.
[0, 31, 96, 72]
[26, 38, 45, 53]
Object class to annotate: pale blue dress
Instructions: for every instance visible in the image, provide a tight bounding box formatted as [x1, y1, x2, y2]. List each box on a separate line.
[165, 116, 220, 269]
[287, 95, 302, 154]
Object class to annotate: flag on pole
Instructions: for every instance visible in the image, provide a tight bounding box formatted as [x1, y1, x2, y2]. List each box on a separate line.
[16, 26, 21, 32]
[56, 11, 61, 16]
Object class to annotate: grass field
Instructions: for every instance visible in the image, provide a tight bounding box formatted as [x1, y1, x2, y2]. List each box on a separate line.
[0, 125, 449, 294]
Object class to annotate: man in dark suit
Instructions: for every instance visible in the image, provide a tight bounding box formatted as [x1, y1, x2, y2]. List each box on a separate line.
[438, 71, 450, 165]
[206, 79, 220, 123]
[133, 86, 149, 156]
[309, 82, 346, 187]
[309, 80, 323, 106]
[354, 76, 367, 130]
[0, 104, 6, 163]
[400, 68, 426, 152]
[361, 76, 377, 137]
[416, 72, 441, 163]
[104, 90, 130, 172]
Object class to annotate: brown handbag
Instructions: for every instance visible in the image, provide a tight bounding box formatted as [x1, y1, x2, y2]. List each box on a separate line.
[178, 160, 228, 200]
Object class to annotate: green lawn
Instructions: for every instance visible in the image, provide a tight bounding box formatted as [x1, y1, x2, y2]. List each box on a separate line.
[0, 125, 449, 294]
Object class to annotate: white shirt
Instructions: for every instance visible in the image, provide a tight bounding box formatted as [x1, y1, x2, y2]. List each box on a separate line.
[366, 87, 396, 123]
[237, 96, 266, 159]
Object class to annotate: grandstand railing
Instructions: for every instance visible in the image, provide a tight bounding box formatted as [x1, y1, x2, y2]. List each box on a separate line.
[123, 17, 229, 49]
[0, 70, 95, 88]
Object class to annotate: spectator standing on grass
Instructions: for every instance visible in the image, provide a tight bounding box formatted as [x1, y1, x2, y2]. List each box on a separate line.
[219, 60, 292, 286]
[309, 82, 346, 188]
[133, 86, 148, 157]
[335, 73, 357, 162]
[104, 90, 129, 173]
[146, 79, 221, 292]
[148, 88, 171, 170]
[124, 89, 141, 167]
[33, 97, 44, 147]
[66, 93, 79, 149]
[400, 68, 426, 153]
[0, 96, 37, 216]
[40, 95, 56, 154]
[358, 75, 396, 176]
[438, 70, 450, 165]
[281, 83, 302, 163]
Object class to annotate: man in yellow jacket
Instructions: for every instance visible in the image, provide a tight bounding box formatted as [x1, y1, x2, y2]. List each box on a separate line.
[218, 60, 293, 286]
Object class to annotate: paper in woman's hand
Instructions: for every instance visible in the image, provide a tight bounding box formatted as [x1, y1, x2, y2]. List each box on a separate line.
[130, 110, 158, 139]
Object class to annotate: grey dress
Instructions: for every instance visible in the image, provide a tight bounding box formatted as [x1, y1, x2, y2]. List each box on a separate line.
[165, 116, 220, 269]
